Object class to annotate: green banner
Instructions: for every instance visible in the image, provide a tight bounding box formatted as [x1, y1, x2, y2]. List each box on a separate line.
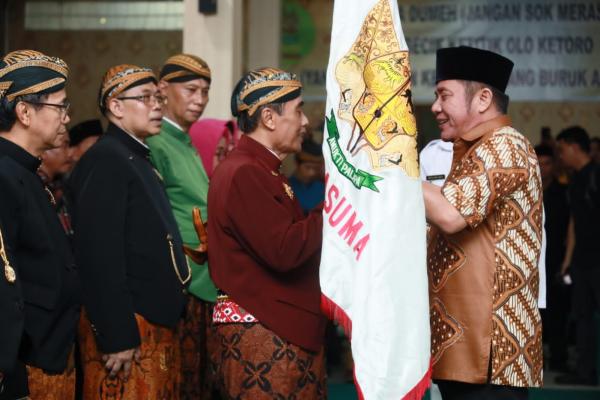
[326, 110, 383, 192]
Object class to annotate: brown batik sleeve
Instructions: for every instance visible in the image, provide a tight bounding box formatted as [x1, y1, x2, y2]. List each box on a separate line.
[442, 132, 529, 229]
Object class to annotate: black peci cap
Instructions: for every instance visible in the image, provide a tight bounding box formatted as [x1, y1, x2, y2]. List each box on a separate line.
[435, 46, 514, 93]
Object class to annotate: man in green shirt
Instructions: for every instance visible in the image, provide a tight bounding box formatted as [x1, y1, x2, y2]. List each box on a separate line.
[146, 53, 215, 400]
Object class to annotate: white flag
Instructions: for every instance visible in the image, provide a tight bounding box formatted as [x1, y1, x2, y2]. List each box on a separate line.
[320, 0, 431, 398]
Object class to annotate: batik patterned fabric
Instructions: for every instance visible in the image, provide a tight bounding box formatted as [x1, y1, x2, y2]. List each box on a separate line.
[178, 296, 217, 400]
[99, 64, 156, 110]
[0, 50, 68, 102]
[79, 311, 181, 399]
[428, 117, 543, 387]
[160, 54, 211, 82]
[26, 350, 76, 400]
[210, 323, 326, 400]
[231, 67, 302, 117]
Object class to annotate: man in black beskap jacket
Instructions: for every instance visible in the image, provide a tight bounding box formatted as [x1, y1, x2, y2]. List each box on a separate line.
[0, 50, 80, 399]
[69, 64, 190, 398]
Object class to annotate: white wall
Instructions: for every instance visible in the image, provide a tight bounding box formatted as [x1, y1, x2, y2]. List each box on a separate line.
[183, 0, 243, 119]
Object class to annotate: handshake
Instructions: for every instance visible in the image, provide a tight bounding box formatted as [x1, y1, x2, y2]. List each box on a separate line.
[183, 207, 208, 265]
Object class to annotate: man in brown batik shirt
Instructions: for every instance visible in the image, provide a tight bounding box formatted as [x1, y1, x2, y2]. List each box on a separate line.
[422, 46, 543, 400]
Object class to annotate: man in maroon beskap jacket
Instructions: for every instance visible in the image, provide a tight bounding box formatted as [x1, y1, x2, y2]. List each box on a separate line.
[207, 67, 326, 400]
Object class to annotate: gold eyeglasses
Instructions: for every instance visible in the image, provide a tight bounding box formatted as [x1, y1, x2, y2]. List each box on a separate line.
[23, 100, 71, 118]
[117, 94, 165, 106]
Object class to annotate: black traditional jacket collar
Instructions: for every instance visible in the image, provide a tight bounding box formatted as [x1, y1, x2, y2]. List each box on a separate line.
[0, 136, 41, 172]
[105, 123, 151, 161]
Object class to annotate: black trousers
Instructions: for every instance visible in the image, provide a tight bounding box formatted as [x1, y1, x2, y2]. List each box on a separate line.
[572, 267, 600, 379]
[436, 380, 528, 400]
[541, 281, 571, 367]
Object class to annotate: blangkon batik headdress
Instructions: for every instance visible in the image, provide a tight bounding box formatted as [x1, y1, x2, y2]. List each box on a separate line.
[98, 64, 156, 111]
[160, 53, 211, 83]
[231, 67, 302, 117]
[0, 50, 69, 102]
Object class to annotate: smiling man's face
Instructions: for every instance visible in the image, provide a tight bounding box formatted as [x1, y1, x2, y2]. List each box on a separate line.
[431, 80, 479, 141]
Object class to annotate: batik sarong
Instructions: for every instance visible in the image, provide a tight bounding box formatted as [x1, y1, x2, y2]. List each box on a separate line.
[211, 323, 326, 400]
[178, 296, 217, 400]
[26, 349, 76, 400]
[79, 311, 180, 399]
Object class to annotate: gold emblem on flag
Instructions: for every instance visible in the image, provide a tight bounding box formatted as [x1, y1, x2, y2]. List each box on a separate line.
[335, 0, 419, 177]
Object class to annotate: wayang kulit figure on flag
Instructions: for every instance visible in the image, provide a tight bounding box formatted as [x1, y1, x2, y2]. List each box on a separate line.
[320, 1, 431, 399]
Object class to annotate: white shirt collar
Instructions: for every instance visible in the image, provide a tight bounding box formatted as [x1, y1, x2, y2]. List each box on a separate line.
[163, 116, 184, 132]
[265, 146, 280, 159]
[122, 128, 149, 149]
[439, 140, 454, 151]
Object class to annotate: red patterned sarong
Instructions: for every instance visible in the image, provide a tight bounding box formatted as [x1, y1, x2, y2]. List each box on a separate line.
[79, 311, 180, 400]
[26, 349, 76, 400]
[210, 323, 326, 400]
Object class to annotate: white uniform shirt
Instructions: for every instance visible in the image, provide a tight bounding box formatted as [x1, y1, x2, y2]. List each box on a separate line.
[419, 139, 547, 308]
[419, 139, 453, 187]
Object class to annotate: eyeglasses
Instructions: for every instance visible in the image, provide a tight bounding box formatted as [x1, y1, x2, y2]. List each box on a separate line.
[116, 94, 164, 106]
[23, 100, 71, 118]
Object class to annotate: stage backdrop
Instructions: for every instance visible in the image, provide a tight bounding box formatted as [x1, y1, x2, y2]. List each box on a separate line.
[403, 0, 600, 102]
[282, 0, 600, 103]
